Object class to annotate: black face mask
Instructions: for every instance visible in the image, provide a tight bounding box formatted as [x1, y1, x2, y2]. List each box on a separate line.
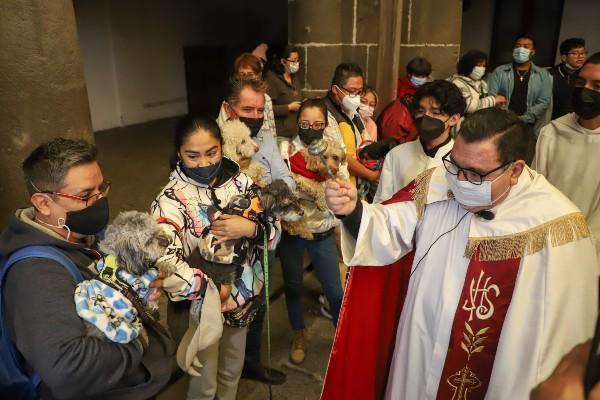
[415, 115, 448, 142]
[65, 196, 110, 236]
[298, 127, 324, 146]
[572, 87, 600, 120]
[181, 160, 222, 185]
[239, 117, 264, 137]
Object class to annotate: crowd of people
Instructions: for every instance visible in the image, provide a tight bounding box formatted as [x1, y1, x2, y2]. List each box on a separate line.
[1, 33, 600, 400]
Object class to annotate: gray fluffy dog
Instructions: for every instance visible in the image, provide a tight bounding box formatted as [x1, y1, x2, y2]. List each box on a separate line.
[98, 210, 173, 278]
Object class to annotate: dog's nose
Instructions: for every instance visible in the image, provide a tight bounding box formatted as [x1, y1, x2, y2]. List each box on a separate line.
[298, 209, 304, 216]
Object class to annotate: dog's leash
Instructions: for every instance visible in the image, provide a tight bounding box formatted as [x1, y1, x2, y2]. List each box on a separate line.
[263, 231, 273, 400]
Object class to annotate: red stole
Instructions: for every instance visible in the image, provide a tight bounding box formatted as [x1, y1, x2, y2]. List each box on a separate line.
[289, 151, 325, 182]
[436, 250, 521, 399]
[321, 184, 523, 400]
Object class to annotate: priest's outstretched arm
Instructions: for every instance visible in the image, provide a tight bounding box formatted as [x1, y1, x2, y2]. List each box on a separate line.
[325, 179, 418, 267]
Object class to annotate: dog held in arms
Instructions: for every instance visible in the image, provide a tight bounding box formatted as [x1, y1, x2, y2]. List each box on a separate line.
[74, 211, 173, 344]
[220, 119, 265, 187]
[285, 139, 346, 239]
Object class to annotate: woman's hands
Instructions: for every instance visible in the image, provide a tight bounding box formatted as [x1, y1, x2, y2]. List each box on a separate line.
[210, 214, 257, 245]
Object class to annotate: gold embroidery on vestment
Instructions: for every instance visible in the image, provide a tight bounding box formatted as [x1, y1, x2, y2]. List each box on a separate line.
[465, 212, 590, 261]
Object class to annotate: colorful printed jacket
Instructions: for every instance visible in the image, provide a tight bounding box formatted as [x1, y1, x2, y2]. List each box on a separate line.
[151, 157, 280, 326]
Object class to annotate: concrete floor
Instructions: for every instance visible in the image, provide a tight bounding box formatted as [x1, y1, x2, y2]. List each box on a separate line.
[95, 117, 339, 400]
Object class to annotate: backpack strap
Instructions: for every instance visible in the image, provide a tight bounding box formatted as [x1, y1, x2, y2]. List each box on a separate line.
[1, 245, 84, 390]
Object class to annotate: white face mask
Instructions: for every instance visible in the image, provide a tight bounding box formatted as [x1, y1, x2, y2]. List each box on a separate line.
[288, 61, 300, 74]
[339, 89, 361, 114]
[446, 167, 511, 209]
[470, 66, 486, 80]
[359, 103, 374, 118]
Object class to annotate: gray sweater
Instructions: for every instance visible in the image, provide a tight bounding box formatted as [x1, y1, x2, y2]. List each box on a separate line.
[0, 208, 174, 399]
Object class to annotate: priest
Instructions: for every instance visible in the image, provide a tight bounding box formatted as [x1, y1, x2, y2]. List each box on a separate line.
[322, 107, 598, 400]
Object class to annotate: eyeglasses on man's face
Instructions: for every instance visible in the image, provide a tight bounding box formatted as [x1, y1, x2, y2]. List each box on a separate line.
[41, 180, 111, 207]
[442, 152, 513, 185]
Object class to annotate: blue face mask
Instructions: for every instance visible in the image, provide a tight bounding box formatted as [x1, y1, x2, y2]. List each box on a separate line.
[181, 160, 222, 185]
[513, 47, 531, 64]
[410, 76, 427, 87]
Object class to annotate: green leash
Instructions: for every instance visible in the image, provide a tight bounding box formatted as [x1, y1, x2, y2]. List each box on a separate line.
[263, 232, 273, 400]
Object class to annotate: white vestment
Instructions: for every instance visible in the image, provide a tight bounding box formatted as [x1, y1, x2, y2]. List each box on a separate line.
[534, 112, 600, 261]
[341, 166, 598, 399]
[373, 138, 454, 203]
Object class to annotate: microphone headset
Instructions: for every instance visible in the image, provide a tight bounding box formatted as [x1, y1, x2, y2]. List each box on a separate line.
[409, 208, 494, 278]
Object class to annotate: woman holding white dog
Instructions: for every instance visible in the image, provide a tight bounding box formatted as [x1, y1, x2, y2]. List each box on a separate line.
[151, 116, 279, 400]
[279, 98, 344, 365]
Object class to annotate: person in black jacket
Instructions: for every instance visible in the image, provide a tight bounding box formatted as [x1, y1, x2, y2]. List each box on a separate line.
[550, 38, 587, 120]
[0, 138, 174, 399]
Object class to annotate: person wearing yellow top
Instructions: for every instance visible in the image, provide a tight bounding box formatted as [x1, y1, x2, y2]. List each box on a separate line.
[323, 63, 379, 189]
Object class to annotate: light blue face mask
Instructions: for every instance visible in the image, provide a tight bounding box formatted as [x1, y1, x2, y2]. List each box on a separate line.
[410, 76, 427, 87]
[513, 47, 531, 64]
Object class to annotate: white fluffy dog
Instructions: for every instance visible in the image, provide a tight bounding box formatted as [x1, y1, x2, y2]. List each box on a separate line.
[221, 119, 265, 186]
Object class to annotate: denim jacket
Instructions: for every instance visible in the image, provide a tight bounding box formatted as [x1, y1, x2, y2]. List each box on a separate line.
[488, 62, 552, 132]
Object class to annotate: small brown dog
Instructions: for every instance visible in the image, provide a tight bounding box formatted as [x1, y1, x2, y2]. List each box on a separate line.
[285, 139, 346, 239]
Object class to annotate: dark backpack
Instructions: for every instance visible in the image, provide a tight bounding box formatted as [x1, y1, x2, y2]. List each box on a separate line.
[0, 245, 83, 400]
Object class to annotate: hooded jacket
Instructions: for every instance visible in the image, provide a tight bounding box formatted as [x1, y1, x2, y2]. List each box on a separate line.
[0, 208, 174, 400]
[151, 157, 280, 326]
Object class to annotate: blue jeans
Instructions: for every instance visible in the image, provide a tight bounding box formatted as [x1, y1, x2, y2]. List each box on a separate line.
[279, 232, 343, 330]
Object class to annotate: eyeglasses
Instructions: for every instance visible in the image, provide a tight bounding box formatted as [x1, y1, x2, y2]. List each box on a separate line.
[568, 51, 588, 57]
[442, 152, 513, 185]
[298, 120, 326, 130]
[40, 181, 111, 206]
[337, 85, 363, 96]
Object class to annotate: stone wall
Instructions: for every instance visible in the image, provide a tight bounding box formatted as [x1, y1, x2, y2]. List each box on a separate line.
[289, 0, 462, 99]
[288, 0, 380, 96]
[0, 0, 93, 224]
[399, 0, 462, 80]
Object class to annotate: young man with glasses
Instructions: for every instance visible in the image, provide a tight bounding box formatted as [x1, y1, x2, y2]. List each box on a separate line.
[0, 138, 174, 398]
[321, 107, 597, 400]
[550, 38, 587, 120]
[374, 80, 465, 203]
[323, 62, 366, 186]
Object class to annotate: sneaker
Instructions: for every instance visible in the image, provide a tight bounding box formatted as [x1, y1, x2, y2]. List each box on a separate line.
[241, 364, 286, 385]
[290, 330, 306, 364]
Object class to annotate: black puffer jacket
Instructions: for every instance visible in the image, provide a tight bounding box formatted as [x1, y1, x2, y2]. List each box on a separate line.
[0, 208, 174, 400]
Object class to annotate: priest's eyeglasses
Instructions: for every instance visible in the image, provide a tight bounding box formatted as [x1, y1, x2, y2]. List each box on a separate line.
[442, 152, 513, 185]
[38, 181, 111, 206]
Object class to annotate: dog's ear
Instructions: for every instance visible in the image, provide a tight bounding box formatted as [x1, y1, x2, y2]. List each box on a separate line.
[305, 154, 320, 172]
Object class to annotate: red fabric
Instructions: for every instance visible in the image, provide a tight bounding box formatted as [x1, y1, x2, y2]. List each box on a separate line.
[376, 98, 418, 143]
[289, 151, 325, 182]
[436, 249, 521, 399]
[396, 75, 417, 100]
[321, 183, 416, 400]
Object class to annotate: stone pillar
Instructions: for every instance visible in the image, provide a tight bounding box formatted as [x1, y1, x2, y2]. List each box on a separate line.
[289, 0, 380, 97]
[0, 0, 93, 225]
[399, 0, 462, 80]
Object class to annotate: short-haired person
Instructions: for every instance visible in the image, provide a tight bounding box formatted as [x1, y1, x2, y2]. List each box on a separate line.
[217, 52, 277, 137]
[378, 57, 432, 143]
[448, 50, 506, 114]
[217, 73, 292, 385]
[323, 62, 372, 187]
[550, 38, 587, 120]
[488, 33, 552, 163]
[321, 107, 597, 400]
[0, 138, 174, 398]
[373, 80, 465, 203]
[534, 52, 600, 262]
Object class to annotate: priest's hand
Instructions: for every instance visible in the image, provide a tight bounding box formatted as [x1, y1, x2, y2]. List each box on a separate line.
[530, 340, 600, 400]
[325, 179, 357, 216]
